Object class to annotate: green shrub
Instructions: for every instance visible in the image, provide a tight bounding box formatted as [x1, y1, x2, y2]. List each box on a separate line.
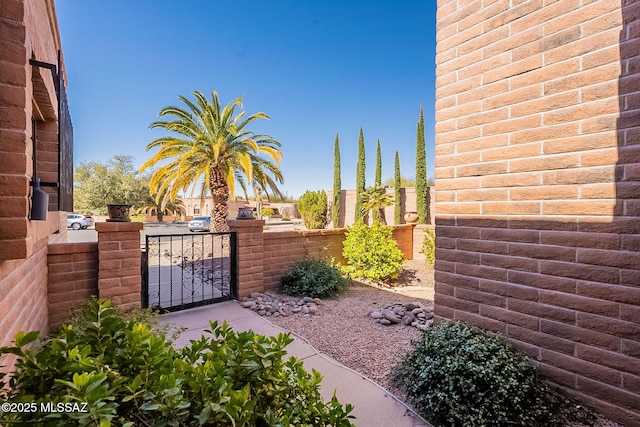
[393, 321, 594, 427]
[281, 216, 291, 221]
[297, 190, 328, 229]
[0, 299, 355, 426]
[341, 220, 405, 283]
[279, 258, 350, 298]
[261, 207, 275, 217]
[420, 227, 435, 268]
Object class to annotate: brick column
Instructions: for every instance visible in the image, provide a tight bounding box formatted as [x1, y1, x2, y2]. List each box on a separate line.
[229, 219, 265, 298]
[96, 222, 143, 310]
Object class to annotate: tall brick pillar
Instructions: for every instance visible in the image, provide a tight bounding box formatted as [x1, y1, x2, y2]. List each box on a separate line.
[229, 219, 265, 298]
[96, 222, 143, 310]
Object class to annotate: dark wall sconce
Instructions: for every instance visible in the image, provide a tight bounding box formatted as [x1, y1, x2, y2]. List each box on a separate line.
[30, 178, 49, 221]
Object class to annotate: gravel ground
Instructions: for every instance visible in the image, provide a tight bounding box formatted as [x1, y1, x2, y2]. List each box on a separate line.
[266, 260, 434, 398]
[262, 260, 621, 427]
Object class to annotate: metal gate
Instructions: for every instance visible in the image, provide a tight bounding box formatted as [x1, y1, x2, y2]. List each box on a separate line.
[141, 232, 236, 312]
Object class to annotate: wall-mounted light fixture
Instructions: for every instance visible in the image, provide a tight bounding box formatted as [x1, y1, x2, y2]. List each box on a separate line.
[30, 178, 49, 221]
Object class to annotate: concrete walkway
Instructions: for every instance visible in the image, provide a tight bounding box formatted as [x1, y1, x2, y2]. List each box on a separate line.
[160, 301, 432, 427]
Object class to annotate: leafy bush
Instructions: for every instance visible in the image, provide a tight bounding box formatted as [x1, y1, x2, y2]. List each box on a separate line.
[420, 227, 435, 268]
[261, 207, 275, 217]
[393, 321, 595, 427]
[279, 258, 350, 298]
[297, 190, 328, 229]
[341, 220, 405, 283]
[0, 299, 355, 426]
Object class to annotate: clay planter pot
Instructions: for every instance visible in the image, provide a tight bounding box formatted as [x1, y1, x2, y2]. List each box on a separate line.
[404, 212, 419, 224]
[106, 204, 132, 222]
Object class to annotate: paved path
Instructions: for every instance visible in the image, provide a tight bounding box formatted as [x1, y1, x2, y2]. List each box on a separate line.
[160, 301, 432, 427]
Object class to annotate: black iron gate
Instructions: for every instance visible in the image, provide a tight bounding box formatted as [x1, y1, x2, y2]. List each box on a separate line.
[141, 232, 236, 312]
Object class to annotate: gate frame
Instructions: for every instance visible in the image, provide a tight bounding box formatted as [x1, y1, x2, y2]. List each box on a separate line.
[141, 231, 237, 312]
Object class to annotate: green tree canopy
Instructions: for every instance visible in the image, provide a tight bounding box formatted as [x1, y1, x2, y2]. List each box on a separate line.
[298, 190, 328, 230]
[354, 127, 366, 223]
[74, 155, 154, 215]
[332, 134, 341, 228]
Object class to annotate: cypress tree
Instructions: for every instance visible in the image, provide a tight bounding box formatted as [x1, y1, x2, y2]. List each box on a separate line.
[394, 151, 402, 225]
[332, 133, 341, 228]
[416, 106, 428, 223]
[354, 127, 366, 222]
[375, 139, 382, 187]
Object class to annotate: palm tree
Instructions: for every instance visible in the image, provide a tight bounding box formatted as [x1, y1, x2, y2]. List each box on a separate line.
[135, 196, 186, 222]
[140, 91, 284, 232]
[361, 185, 394, 225]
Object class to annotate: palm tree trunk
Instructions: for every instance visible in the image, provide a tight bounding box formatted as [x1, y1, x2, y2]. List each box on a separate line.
[209, 165, 230, 232]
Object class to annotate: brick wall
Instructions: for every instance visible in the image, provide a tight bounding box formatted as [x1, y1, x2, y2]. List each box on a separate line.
[0, 0, 69, 377]
[435, 1, 640, 424]
[47, 242, 98, 329]
[96, 222, 143, 310]
[262, 224, 414, 291]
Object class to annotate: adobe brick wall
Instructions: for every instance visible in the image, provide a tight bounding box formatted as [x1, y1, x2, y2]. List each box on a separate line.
[263, 229, 347, 291]
[435, 1, 640, 424]
[47, 242, 98, 329]
[262, 224, 414, 291]
[96, 222, 143, 310]
[0, 241, 49, 377]
[0, 0, 69, 378]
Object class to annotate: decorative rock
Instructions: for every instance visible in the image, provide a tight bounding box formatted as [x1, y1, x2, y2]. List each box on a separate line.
[313, 298, 322, 305]
[404, 302, 421, 311]
[240, 301, 256, 309]
[379, 319, 392, 326]
[302, 306, 310, 314]
[308, 304, 318, 314]
[402, 313, 417, 326]
[381, 309, 399, 324]
[303, 297, 314, 303]
[411, 308, 424, 315]
[370, 311, 383, 319]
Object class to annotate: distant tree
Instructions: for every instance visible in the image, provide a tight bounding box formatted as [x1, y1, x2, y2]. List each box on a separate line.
[354, 127, 366, 222]
[394, 151, 402, 225]
[135, 191, 186, 222]
[383, 176, 416, 188]
[139, 90, 283, 232]
[361, 185, 394, 225]
[298, 190, 328, 229]
[74, 155, 152, 215]
[375, 139, 382, 187]
[416, 106, 428, 223]
[332, 134, 341, 228]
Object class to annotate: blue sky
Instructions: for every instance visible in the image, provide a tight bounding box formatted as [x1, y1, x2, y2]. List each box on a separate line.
[56, 1, 436, 198]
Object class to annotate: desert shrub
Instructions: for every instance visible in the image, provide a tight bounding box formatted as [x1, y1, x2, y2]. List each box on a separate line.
[281, 216, 291, 221]
[393, 321, 595, 427]
[420, 227, 435, 268]
[279, 258, 350, 298]
[297, 190, 328, 229]
[0, 299, 355, 426]
[261, 207, 275, 217]
[341, 220, 405, 283]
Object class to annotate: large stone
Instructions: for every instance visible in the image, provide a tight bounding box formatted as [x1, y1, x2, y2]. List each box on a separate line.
[381, 308, 399, 324]
[402, 313, 417, 326]
[379, 319, 392, 326]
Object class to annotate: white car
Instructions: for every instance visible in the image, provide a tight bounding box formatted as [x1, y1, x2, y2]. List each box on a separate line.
[188, 216, 211, 232]
[67, 213, 93, 230]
